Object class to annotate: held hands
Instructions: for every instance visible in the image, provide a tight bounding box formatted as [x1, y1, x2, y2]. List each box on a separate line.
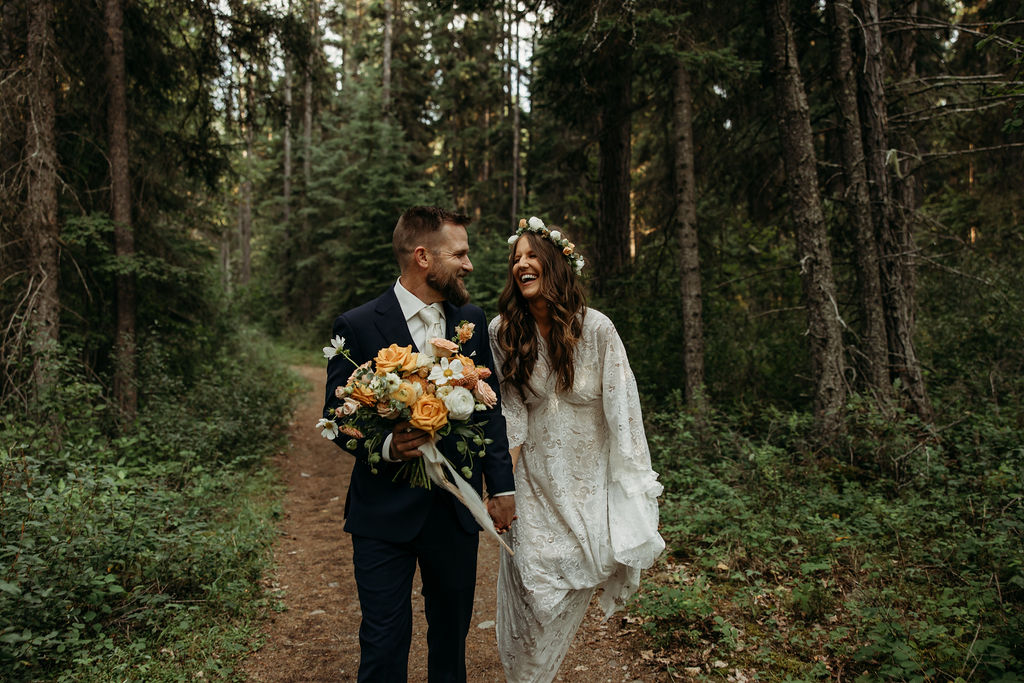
[487, 495, 517, 533]
[390, 421, 429, 461]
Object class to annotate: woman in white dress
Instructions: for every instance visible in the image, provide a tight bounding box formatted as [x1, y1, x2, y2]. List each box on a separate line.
[489, 217, 665, 683]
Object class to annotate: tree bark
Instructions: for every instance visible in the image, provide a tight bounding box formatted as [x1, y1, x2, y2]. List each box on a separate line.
[594, 33, 632, 293]
[766, 0, 846, 436]
[282, 41, 295, 308]
[25, 0, 60, 398]
[239, 67, 254, 286]
[510, 3, 521, 224]
[382, 0, 393, 112]
[283, 47, 293, 227]
[857, 0, 932, 421]
[827, 0, 890, 402]
[671, 58, 705, 406]
[300, 0, 319, 321]
[105, 0, 137, 422]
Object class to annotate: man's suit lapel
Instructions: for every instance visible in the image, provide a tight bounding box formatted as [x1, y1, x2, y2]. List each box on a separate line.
[442, 301, 459, 340]
[373, 286, 418, 351]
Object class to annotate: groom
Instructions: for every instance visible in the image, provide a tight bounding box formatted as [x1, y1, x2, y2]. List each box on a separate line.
[323, 206, 516, 682]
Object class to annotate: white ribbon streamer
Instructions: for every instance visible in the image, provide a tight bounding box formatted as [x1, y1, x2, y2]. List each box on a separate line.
[419, 439, 514, 556]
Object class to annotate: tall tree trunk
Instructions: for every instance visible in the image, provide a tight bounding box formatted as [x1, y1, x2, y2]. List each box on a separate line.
[282, 45, 295, 308]
[766, 0, 846, 436]
[25, 0, 60, 399]
[671, 58, 705, 406]
[238, 67, 254, 286]
[510, 3, 521, 224]
[827, 0, 890, 402]
[594, 33, 632, 293]
[858, 0, 932, 420]
[382, 0, 393, 112]
[105, 0, 137, 423]
[283, 43, 293, 227]
[300, 0, 319, 321]
[303, 0, 318, 204]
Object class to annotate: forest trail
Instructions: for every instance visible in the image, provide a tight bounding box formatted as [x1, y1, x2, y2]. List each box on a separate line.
[243, 365, 667, 682]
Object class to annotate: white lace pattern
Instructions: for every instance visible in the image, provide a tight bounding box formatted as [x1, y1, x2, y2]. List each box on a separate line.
[489, 310, 664, 683]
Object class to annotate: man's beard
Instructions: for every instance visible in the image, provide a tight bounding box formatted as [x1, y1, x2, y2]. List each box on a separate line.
[427, 266, 470, 306]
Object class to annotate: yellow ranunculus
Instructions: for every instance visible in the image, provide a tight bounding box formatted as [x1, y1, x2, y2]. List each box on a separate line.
[409, 395, 448, 435]
[375, 344, 417, 374]
[390, 381, 419, 407]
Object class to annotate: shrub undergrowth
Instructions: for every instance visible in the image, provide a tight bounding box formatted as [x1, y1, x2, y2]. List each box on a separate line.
[634, 397, 1024, 681]
[0, 328, 300, 681]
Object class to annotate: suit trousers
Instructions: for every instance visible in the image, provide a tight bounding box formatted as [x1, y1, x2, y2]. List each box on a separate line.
[351, 491, 480, 683]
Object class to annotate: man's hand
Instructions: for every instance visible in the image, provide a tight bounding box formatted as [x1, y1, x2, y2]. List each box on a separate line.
[487, 495, 516, 533]
[390, 421, 429, 461]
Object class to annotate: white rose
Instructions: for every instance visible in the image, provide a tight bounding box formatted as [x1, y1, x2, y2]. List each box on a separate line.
[528, 216, 545, 230]
[549, 230, 562, 241]
[443, 386, 476, 421]
[507, 234, 519, 245]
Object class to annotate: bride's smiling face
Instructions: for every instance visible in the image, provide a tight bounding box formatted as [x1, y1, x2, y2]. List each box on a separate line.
[511, 236, 544, 301]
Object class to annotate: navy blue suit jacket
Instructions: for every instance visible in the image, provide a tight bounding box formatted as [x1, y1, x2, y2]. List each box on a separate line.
[323, 286, 515, 542]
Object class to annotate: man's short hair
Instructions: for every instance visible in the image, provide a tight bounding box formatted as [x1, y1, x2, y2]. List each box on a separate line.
[392, 206, 471, 268]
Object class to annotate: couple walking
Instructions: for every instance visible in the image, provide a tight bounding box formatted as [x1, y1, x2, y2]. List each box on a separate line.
[323, 206, 664, 682]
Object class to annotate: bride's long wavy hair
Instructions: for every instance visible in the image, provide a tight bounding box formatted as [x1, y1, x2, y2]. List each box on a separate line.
[496, 231, 587, 398]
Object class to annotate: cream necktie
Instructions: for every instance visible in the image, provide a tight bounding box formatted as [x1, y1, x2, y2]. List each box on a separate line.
[418, 304, 444, 350]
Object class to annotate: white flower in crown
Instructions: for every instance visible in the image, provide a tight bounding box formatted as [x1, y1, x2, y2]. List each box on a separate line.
[506, 216, 586, 276]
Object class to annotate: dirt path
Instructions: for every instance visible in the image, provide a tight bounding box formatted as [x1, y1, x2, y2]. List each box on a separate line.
[243, 365, 667, 682]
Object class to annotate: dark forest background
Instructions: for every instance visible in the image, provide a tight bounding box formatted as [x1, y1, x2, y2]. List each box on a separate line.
[2, 0, 1023, 680]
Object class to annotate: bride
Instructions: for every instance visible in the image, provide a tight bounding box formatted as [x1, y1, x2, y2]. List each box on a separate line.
[489, 217, 665, 682]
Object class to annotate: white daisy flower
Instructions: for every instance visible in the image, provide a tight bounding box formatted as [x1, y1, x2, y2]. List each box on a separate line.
[316, 418, 339, 440]
[323, 335, 345, 360]
[428, 357, 464, 386]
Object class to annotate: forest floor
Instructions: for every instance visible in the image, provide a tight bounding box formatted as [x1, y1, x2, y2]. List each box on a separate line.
[242, 365, 671, 683]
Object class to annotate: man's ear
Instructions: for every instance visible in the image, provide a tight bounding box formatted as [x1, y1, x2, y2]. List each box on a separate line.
[412, 245, 430, 269]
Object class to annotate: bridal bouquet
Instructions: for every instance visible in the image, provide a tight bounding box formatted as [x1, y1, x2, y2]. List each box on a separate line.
[317, 321, 498, 489]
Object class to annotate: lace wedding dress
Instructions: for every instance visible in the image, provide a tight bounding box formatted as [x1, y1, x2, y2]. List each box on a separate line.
[489, 310, 664, 683]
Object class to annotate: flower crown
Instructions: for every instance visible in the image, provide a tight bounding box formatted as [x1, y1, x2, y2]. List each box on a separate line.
[507, 216, 585, 275]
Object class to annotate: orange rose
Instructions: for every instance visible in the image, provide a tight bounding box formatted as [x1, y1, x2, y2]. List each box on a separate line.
[349, 382, 376, 407]
[375, 344, 417, 374]
[409, 395, 449, 435]
[476, 366, 492, 380]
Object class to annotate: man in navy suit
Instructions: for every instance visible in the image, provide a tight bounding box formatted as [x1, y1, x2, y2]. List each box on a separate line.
[324, 206, 516, 682]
